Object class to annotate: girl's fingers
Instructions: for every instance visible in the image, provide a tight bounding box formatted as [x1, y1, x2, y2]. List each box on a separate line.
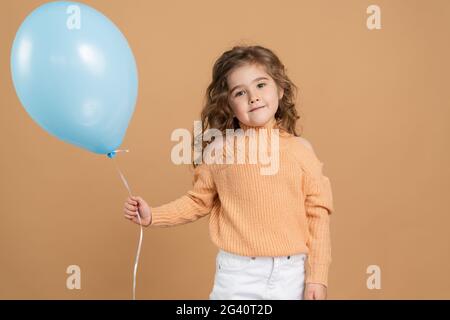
[125, 213, 139, 219]
[126, 200, 137, 207]
[124, 209, 137, 216]
[125, 203, 137, 211]
[131, 196, 142, 204]
[126, 198, 138, 205]
[124, 215, 140, 224]
[132, 217, 140, 224]
[124, 197, 142, 224]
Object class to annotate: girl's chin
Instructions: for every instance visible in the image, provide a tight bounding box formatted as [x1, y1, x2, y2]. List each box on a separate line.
[248, 115, 273, 125]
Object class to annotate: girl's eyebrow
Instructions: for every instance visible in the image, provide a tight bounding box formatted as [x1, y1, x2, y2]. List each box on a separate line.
[230, 77, 269, 93]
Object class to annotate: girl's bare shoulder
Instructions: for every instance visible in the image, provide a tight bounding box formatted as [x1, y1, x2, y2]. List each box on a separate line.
[287, 136, 325, 175]
[296, 136, 314, 152]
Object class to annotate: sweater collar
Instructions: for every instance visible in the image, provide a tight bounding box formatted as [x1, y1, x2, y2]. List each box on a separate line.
[237, 117, 291, 137]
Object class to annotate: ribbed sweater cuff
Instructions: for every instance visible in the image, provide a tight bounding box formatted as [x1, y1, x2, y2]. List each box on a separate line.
[305, 263, 330, 287]
[148, 206, 171, 227]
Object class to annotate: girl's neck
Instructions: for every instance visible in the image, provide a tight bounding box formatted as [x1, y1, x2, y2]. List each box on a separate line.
[237, 117, 277, 131]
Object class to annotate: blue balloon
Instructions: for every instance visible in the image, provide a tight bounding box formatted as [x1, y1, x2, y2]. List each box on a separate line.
[11, 1, 138, 155]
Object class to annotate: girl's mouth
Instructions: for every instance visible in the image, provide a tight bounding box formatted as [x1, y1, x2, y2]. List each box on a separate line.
[249, 105, 265, 112]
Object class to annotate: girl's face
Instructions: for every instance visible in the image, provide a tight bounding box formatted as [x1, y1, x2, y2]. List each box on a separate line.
[227, 63, 284, 128]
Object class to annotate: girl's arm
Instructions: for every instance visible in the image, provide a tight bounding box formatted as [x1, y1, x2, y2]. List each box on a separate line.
[301, 151, 335, 288]
[148, 164, 218, 227]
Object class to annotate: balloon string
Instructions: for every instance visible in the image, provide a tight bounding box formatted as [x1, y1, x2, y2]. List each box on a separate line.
[109, 149, 143, 301]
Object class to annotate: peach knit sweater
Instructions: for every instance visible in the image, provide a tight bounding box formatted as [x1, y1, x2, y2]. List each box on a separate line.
[149, 118, 335, 286]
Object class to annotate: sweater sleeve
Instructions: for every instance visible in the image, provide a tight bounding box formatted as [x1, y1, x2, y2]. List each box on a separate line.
[301, 150, 335, 287]
[149, 164, 218, 227]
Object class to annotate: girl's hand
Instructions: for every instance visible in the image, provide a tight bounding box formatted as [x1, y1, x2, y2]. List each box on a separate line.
[304, 283, 327, 300]
[124, 195, 152, 226]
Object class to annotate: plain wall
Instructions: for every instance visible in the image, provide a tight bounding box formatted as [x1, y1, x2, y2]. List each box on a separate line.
[1, 0, 449, 299]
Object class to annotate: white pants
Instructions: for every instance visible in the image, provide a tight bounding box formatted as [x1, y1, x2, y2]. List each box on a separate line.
[209, 249, 307, 300]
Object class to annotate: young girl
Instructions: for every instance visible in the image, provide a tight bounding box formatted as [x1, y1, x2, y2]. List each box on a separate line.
[123, 45, 334, 300]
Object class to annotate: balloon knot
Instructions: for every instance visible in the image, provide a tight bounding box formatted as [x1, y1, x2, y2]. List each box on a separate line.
[107, 151, 116, 159]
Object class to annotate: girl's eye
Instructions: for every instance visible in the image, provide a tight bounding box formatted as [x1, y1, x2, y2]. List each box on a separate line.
[257, 82, 266, 88]
[234, 83, 266, 97]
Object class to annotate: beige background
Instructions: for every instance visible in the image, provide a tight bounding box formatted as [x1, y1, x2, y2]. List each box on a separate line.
[1, 0, 449, 299]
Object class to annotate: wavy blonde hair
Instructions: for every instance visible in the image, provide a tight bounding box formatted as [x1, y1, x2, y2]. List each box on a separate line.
[192, 45, 303, 168]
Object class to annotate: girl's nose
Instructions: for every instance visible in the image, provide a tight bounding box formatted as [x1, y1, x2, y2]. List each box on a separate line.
[249, 96, 260, 104]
